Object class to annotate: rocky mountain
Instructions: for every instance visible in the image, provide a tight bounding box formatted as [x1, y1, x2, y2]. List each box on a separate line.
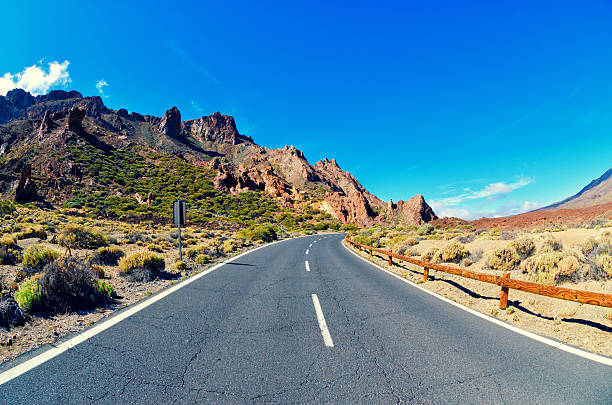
[541, 168, 612, 210]
[0, 88, 437, 226]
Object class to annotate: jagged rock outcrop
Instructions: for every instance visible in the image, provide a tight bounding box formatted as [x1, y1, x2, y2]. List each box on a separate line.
[324, 191, 378, 227]
[387, 194, 438, 225]
[14, 165, 38, 203]
[183, 112, 252, 145]
[158, 106, 182, 139]
[208, 157, 298, 201]
[0, 88, 439, 227]
[38, 110, 55, 135]
[314, 157, 384, 209]
[66, 107, 85, 131]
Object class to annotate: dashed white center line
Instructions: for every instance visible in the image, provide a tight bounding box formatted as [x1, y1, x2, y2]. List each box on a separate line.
[306, 249, 309, 255]
[311, 294, 334, 347]
[305, 260, 310, 272]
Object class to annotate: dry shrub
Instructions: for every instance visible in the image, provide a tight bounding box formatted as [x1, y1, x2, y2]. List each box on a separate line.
[556, 255, 580, 281]
[510, 238, 536, 260]
[540, 236, 563, 253]
[58, 224, 108, 253]
[488, 248, 520, 272]
[90, 246, 125, 266]
[223, 239, 237, 254]
[119, 252, 165, 282]
[39, 256, 106, 313]
[468, 248, 483, 264]
[423, 248, 439, 262]
[0, 234, 20, 265]
[596, 254, 612, 279]
[436, 242, 469, 264]
[520, 252, 578, 284]
[16, 225, 47, 240]
[581, 237, 598, 256]
[457, 234, 475, 244]
[22, 245, 59, 273]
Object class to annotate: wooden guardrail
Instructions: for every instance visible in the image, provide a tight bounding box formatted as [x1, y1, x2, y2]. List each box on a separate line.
[345, 237, 612, 309]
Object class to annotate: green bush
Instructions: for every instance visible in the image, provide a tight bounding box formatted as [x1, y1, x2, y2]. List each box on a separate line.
[0, 199, 16, 216]
[194, 254, 209, 265]
[14, 278, 42, 311]
[187, 245, 209, 259]
[90, 246, 125, 266]
[175, 260, 187, 271]
[0, 234, 19, 265]
[416, 224, 434, 236]
[58, 224, 108, 252]
[238, 225, 277, 243]
[96, 280, 116, 298]
[16, 225, 47, 240]
[119, 252, 165, 281]
[22, 245, 59, 272]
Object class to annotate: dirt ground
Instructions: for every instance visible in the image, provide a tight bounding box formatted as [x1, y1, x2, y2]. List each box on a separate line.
[344, 238, 612, 358]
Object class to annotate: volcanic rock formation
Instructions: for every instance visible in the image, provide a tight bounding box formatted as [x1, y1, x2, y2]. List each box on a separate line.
[0, 88, 439, 226]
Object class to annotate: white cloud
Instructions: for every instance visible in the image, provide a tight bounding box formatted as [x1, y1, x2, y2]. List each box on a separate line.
[522, 201, 540, 212]
[428, 177, 536, 220]
[430, 177, 532, 207]
[191, 100, 204, 115]
[95, 79, 108, 97]
[0, 60, 71, 96]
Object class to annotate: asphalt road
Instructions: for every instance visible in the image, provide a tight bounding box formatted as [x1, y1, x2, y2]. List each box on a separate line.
[1, 234, 611, 404]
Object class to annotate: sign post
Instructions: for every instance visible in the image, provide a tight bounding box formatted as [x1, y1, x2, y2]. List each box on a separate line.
[173, 200, 187, 260]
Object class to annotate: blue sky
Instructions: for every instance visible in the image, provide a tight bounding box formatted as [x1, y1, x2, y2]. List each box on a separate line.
[2, 1, 611, 219]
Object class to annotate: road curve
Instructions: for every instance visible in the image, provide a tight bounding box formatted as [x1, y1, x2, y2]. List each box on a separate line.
[1, 234, 610, 404]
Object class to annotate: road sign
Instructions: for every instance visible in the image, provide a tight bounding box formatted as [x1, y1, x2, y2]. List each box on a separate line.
[173, 200, 187, 260]
[173, 200, 187, 225]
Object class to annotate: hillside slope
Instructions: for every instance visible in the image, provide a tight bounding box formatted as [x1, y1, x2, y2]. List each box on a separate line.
[542, 168, 612, 210]
[0, 89, 437, 227]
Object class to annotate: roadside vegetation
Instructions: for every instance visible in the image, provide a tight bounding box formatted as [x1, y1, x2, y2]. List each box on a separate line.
[0, 196, 344, 362]
[348, 221, 612, 285]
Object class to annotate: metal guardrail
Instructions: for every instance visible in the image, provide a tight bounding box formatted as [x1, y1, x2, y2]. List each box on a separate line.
[346, 237, 612, 309]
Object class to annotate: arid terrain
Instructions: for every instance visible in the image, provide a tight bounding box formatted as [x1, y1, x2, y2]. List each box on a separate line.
[346, 222, 612, 356]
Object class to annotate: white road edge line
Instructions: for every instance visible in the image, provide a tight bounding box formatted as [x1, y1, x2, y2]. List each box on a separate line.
[306, 249, 309, 255]
[305, 261, 310, 272]
[0, 236, 309, 386]
[312, 294, 334, 347]
[342, 240, 612, 367]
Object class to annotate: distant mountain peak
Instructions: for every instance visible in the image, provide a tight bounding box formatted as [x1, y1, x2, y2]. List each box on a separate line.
[542, 167, 612, 210]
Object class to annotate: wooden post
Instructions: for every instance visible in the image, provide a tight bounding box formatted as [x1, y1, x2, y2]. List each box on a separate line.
[500, 272, 510, 309]
[369, 249, 372, 257]
[388, 255, 392, 266]
[423, 267, 429, 282]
